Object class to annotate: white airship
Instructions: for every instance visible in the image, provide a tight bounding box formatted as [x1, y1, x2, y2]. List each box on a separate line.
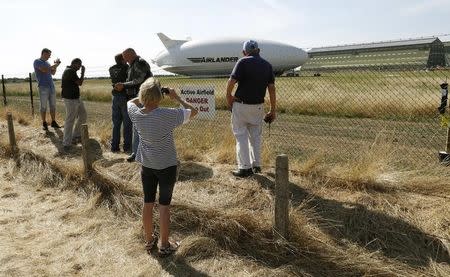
[154, 33, 308, 77]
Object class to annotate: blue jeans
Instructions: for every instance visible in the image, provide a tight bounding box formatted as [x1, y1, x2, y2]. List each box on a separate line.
[111, 94, 132, 151]
[38, 85, 56, 113]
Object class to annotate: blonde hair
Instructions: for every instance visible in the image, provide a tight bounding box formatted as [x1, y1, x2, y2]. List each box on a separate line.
[138, 77, 163, 105]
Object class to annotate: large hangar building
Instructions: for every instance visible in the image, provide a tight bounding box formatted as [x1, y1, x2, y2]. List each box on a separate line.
[302, 37, 448, 72]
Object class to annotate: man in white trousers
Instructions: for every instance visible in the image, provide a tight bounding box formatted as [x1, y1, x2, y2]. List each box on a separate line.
[226, 40, 276, 177]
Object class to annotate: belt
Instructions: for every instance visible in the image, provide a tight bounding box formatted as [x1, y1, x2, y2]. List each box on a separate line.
[234, 98, 263, 105]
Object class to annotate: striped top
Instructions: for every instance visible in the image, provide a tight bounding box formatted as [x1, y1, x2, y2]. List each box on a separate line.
[127, 102, 191, 169]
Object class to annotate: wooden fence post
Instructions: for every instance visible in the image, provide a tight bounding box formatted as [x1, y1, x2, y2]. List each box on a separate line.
[2, 74, 6, 106]
[446, 127, 450, 154]
[274, 154, 289, 240]
[81, 124, 92, 176]
[29, 73, 34, 116]
[6, 112, 17, 153]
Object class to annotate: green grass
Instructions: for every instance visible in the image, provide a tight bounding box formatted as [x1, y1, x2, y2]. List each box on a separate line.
[2, 70, 450, 121]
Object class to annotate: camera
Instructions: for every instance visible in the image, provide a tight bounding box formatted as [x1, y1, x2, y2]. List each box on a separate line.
[264, 113, 274, 124]
[161, 87, 170, 94]
[54, 58, 61, 64]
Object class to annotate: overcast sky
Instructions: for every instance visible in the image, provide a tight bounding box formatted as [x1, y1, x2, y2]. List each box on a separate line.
[1, 0, 449, 78]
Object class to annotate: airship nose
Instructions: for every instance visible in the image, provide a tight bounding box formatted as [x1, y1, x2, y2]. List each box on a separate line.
[279, 45, 309, 66]
[296, 48, 309, 64]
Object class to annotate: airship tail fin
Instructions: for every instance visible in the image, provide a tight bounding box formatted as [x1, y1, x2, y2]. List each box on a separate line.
[157, 33, 188, 49]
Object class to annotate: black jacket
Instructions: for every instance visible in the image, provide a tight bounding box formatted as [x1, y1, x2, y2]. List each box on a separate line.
[109, 63, 128, 96]
[61, 66, 81, 99]
[123, 56, 152, 97]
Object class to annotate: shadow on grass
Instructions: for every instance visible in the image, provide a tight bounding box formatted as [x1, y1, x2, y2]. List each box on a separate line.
[46, 127, 103, 162]
[178, 162, 213, 181]
[169, 203, 367, 276]
[253, 174, 450, 268]
[151, 252, 210, 277]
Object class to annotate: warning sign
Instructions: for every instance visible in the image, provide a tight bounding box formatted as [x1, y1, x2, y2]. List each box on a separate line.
[179, 85, 215, 119]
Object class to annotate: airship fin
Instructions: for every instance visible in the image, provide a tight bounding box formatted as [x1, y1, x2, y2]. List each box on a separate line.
[157, 33, 188, 49]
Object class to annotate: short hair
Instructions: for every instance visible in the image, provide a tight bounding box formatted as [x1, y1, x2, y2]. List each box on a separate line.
[243, 40, 259, 55]
[123, 48, 136, 55]
[114, 53, 124, 64]
[41, 48, 51, 55]
[71, 58, 82, 65]
[139, 77, 162, 105]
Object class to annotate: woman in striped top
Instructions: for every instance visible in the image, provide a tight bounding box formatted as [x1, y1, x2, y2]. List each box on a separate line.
[127, 77, 198, 256]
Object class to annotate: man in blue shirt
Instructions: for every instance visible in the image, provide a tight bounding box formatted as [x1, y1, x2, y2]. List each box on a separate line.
[226, 40, 277, 177]
[33, 48, 62, 131]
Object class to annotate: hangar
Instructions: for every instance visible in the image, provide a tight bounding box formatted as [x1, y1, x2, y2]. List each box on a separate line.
[302, 37, 448, 71]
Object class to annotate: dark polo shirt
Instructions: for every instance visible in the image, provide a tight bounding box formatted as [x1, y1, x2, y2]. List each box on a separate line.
[230, 54, 275, 104]
[61, 66, 81, 99]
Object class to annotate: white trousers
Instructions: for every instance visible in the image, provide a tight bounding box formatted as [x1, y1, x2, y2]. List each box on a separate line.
[231, 102, 264, 169]
[63, 98, 87, 146]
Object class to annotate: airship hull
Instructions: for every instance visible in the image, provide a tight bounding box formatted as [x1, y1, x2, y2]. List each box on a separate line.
[154, 34, 308, 76]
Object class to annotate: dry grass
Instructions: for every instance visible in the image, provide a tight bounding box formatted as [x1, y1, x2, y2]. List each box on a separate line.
[1, 99, 449, 276]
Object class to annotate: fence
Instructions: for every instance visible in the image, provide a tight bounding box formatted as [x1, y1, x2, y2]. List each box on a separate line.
[2, 63, 450, 168]
[4, 118, 292, 239]
[160, 65, 450, 168]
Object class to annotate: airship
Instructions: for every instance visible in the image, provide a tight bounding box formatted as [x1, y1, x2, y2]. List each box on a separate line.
[154, 33, 308, 77]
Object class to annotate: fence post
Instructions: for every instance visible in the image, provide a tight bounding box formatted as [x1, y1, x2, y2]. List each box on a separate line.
[29, 73, 34, 116]
[6, 112, 17, 153]
[446, 127, 450, 153]
[81, 124, 92, 176]
[274, 154, 289, 240]
[2, 74, 6, 106]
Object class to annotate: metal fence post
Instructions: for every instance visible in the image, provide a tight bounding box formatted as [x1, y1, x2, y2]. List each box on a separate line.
[2, 74, 6, 106]
[81, 124, 92, 177]
[29, 73, 34, 116]
[274, 154, 289, 240]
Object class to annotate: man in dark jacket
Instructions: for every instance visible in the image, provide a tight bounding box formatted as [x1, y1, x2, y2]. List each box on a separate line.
[109, 53, 131, 152]
[61, 58, 86, 151]
[115, 48, 152, 162]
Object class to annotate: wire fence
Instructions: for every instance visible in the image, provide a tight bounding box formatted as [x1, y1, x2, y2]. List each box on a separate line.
[2, 62, 450, 168]
[161, 65, 450, 168]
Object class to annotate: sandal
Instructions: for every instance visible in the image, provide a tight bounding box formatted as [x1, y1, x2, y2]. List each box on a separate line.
[158, 241, 180, 257]
[145, 234, 158, 254]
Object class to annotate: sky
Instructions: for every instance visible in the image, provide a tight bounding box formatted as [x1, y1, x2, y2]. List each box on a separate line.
[1, 0, 449, 78]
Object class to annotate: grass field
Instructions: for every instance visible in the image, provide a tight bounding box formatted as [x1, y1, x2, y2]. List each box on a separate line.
[1, 70, 450, 275]
[2, 68, 450, 170]
[1, 111, 449, 276]
[3, 69, 450, 119]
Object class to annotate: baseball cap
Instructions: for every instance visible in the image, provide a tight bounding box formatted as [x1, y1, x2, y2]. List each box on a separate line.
[243, 40, 259, 53]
